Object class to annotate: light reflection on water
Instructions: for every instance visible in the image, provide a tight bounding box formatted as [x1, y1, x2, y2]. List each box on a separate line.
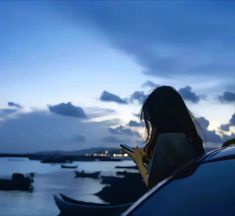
[0, 158, 134, 216]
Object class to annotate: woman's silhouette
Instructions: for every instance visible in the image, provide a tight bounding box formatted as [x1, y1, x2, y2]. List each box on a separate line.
[126, 86, 205, 188]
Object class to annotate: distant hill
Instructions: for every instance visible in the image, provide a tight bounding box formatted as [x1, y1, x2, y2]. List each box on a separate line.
[32, 147, 121, 156]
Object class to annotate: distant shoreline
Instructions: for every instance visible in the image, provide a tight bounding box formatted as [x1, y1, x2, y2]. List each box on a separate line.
[0, 152, 130, 162]
[0, 153, 29, 158]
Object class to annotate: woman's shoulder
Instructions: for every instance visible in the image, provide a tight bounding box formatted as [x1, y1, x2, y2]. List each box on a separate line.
[156, 133, 193, 150]
[157, 132, 198, 156]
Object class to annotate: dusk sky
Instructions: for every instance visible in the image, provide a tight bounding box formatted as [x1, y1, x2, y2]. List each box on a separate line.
[0, 1, 234, 153]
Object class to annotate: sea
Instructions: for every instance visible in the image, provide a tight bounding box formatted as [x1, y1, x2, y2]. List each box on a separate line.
[0, 158, 135, 216]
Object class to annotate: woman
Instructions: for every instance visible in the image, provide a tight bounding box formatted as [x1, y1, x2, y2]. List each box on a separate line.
[127, 86, 205, 188]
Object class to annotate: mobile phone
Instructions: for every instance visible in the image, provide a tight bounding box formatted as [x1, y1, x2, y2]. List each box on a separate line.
[120, 144, 134, 152]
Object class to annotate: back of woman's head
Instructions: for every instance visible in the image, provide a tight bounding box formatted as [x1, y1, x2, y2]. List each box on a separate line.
[140, 86, 204, 157]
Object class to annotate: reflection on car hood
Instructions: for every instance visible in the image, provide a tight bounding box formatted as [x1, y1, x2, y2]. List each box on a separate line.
[202, 146, 235, 163]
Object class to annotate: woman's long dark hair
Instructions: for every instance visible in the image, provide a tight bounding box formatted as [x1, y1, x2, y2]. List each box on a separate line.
[140, 86, 204, 159]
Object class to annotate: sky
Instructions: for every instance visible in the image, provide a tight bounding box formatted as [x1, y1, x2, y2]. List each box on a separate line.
[0, 1, 234, 153]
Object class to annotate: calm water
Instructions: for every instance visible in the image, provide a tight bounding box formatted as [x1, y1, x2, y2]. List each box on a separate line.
[0, 158, 134, 216]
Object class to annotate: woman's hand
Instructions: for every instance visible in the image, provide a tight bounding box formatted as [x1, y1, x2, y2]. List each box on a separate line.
[126, 147, 149, 186]
[126, 147, 146, 166]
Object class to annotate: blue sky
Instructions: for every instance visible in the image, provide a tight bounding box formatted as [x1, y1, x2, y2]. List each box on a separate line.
[0, 1, 234, 153]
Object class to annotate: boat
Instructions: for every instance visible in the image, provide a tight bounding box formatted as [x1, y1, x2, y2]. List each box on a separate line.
[97, 172, 148, 204]
[116, 171, 138, 177]
[61, 164, 78, 169]
[54, 193, 132, 216]
[100, 176, 123, 185]
[74, 170, 101, 179]
[0, 173, 33, 191]
[115, 165, 138, 169]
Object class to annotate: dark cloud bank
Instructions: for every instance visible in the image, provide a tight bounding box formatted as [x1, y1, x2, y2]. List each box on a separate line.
[53, 1, 235, 79]
[0, 107, 142, 153]
[0, 109, 233, 153]
[0, 99, 234, 153]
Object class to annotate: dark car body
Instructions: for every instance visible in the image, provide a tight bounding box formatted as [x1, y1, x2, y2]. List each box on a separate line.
[123, 146, 235, 216]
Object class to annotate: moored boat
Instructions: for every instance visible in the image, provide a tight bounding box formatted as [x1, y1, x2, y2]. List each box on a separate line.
[97, 172, 148, 204]
[54, 193, 132, 216]
[74, 170, 100, 179]
[61, 164, 78, 169]
[0, 173, 33, 191]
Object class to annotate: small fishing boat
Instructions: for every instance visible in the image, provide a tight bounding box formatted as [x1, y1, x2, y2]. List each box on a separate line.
[61, 164, 78, 169]
[74, 170, 101, 179]
[116, 171, 138, 177]
[0, 173, 33, 191]
[54, 193, 132, 216]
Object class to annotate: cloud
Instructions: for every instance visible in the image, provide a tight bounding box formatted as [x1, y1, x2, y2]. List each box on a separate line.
[130, 91, 147, 104]
[100, 91, 127, 104]
[101, 136, 127, 144]
[220, 124, 230, 131]
[53, 1, 235, 79]
[107, 125, 142, 147]
[220, 113, 235, 131]
[69, 134, 86, 143]
[196, 117, 222, 144]
[0, 108, 18, 118]
[48, 102, 87, 118]
[205, 130, 223, 144]
[141, 81, 159, 89]
[108, 126, 142, 146]
[8, 102, 22, 109]
[178, 86, 200, 103]
[0, 102, 22, 119]
[197, 117, 209, 130]
[84, 107, 115, 118]
[109, 125, 140, 137]
[218, 91, 235, 103]
[0, 111, 126, 153]
[128, 120, 144, 127]
[229, 113, 235, 125]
